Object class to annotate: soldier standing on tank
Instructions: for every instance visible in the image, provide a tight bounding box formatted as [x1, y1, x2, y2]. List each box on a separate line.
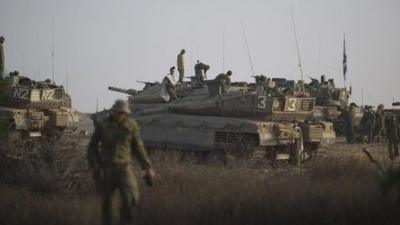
[194, 60, 210, 82]
[0, 36, 5, 79]
[374, 104, 385, 143]
[177, 49, 185, 83]
[87, 100, 155, 225]
[385, 113, 399, 161]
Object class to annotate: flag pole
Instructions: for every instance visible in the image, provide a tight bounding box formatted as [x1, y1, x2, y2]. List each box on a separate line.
[343, 33, 347, 89]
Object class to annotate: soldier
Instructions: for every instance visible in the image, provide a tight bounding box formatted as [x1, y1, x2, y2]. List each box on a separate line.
[161, 66, 177, 102]
[87, 100, 155, 225]
[360, 106, 376, 143]
[177, 49, 185, 83]
[374, 104, 385, 143]
[345, 103, 357, 144]
[215, 70, 232, 85]
[0, 36, 5, 79]
[194, 60, 210, 82]
[385, 113, 399, 160]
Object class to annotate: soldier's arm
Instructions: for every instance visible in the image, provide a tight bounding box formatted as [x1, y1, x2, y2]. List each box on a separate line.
[131, 122, 152, 170]
[87, 123, 102, 169]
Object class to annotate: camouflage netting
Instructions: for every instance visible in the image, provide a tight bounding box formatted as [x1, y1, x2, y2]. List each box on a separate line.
[0, 132, 92, 194]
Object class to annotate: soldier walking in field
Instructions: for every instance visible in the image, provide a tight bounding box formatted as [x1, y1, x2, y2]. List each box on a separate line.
[87, 100, 155, 225]
[385, 113, 399, 161]
[0, 36, 5, 79]
[177, 49, 185, 83]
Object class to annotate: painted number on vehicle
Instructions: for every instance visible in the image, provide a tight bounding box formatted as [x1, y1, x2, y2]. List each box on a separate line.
[257, 95, 267, 109]
[287, 98, 297, 111]
[12, 87, 30, 100]
[41, 90, 55, 100]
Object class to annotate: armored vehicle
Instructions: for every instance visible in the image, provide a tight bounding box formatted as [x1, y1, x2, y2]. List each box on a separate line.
[266, 75, 363, 135]
[0, 72, 80, 140]
[94, 76, 335, 165]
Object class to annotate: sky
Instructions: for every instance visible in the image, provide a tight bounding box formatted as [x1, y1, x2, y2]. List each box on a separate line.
[1, 0, 399, 112]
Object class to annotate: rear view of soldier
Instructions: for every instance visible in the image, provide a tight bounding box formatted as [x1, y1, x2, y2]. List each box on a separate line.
[194, 60, 210, 82]
[87, 100, 155, 225]
[177, 49, 185, 83]
[0, 36, 5, 79]
[374, 104, 385, 143]
[385, 113, 399, 161]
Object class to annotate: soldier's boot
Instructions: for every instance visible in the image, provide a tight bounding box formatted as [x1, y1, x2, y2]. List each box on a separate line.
[388, 141, 395, 161]
[102, 198, 112, 225]
[119, 192, 134, 225]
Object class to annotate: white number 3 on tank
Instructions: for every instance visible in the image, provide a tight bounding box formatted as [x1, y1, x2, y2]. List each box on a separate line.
[257, 95, 267, 109]
[287, 98, 297, 111]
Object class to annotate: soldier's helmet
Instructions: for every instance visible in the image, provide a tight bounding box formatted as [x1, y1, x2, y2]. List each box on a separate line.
[378, 104, 384, 110]
[113, 99, 131, 114]
[0, 36, 4, 43]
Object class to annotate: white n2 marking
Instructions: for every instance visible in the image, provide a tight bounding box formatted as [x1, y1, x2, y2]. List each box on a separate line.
[41, 90, 55, 100]
[13, 88, 30, 100]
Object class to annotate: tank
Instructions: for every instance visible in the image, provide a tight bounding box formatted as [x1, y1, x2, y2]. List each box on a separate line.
[94, 77, 336, 165]
[0, 72, 80, 140]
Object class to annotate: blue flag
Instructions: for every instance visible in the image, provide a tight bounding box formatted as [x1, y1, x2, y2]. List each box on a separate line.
[343, 38, 347, 81]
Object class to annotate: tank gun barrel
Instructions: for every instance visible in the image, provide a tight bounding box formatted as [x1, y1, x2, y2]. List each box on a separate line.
[108, 86, 138, 96]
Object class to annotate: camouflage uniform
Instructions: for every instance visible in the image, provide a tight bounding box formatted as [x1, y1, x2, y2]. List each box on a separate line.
[177, 49, 185, 83]
[87, 101, 152, 225]
[385, 114, 399, 160]
[215, 71, 232, 85]
[345, 108, 355, 144]
[163, 72, 177, 101]
[194, 61, 210, 82]
[360, 107, 375, 143]
[0, 36, 5, 79]
[374, 104, 385, 143]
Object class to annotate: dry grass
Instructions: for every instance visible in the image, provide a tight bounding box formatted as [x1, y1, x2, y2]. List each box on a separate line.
[1, 149, 400, 225]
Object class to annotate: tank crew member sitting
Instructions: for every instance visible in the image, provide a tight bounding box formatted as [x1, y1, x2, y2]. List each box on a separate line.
[161, 66, 177, 102]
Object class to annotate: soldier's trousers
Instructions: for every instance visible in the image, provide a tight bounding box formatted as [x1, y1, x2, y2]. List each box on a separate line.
[178, 69, 184, 83]
[166, 87, 177, 101]
[388, 137, 399, 160]
[101, 164, 139, 225]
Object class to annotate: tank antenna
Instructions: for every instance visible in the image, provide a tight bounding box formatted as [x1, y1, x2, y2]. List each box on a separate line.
[65, 50, 69, 93]
[222, 25, 225, 72]
[290, 6, 305, 88]
[96, 98, 99, 113]
[190, 32, 193, 76]
[51, 13, 55, 83]
[240, 19, 255, 76]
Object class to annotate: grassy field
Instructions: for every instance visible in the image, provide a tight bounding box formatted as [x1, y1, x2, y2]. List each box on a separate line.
[1, 144, 400, 225]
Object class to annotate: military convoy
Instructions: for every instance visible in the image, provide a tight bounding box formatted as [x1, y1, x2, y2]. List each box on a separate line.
[94, 75, 336, 165]
[0, 72, 80, 140]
